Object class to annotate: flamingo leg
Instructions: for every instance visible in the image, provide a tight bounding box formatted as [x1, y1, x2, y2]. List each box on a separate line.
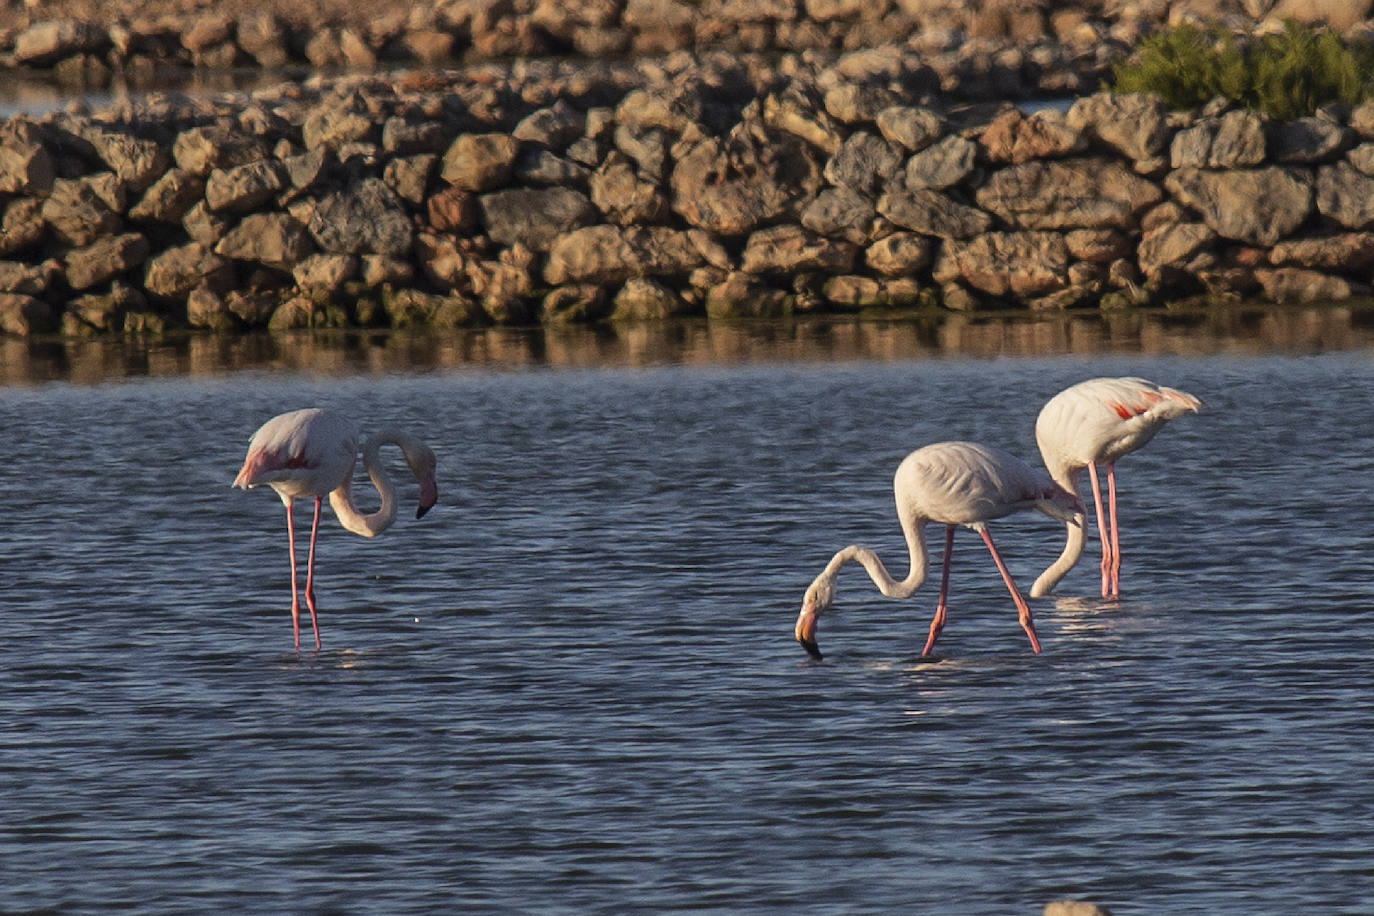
[1106, 462, 1121, 600]
[304, 496, 323, 652]
[1086, 462, 1111, 599]
[285, 499, 301, 651]
[921, 525, 956, 657]
[979, 528, 1042, 654]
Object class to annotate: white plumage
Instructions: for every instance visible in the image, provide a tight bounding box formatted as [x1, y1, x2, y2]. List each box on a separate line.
[794, 441, 1083, 659]
[1032, 377, 1201, 599]
[233, 408, 438, 651]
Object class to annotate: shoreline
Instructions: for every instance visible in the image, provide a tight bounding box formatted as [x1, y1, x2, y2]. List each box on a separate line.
[5, 300, 1373, 384]
[3, 5, 1374, 338]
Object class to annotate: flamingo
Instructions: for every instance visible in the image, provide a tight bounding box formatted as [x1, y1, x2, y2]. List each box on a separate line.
[1031, 377, 1201, 600]
[232, 408, 438, 651]
[794, 441, 1083, 659]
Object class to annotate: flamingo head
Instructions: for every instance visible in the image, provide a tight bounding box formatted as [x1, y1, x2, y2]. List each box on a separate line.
[1038, 480, 1085, 524]
[795, 577, 834, 660]
[408, 444, 439, 519]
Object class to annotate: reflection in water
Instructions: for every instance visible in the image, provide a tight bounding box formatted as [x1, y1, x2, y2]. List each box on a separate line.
[4, 304, 1374, 384]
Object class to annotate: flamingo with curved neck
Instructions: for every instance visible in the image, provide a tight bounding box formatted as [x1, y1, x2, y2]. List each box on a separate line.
[795, 441, 1082, 659]
[1031, 377, 1200, 600]
[233, 408, 438, 650]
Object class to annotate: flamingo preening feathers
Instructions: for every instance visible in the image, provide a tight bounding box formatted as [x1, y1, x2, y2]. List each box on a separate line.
[1032, 377, 1201, 600]
[233, 408, 438, 651]
[795, 441, 1083, 659]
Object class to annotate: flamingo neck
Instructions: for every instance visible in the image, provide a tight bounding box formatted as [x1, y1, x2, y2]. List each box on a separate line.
[328, 429, 419, 538]
[1030, 512, 1086, 598]
[820, 511, 930, 600]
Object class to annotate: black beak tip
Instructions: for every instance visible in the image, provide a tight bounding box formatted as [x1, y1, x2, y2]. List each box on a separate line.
[799, 638, 823, 661]
[416, 504, 432, 520]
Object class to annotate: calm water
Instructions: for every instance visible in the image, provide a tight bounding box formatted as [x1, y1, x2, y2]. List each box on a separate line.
[2, 333, 1372, 913]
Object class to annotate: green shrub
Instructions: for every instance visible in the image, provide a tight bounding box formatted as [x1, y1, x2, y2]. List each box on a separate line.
[1111, 21, 1374, 119]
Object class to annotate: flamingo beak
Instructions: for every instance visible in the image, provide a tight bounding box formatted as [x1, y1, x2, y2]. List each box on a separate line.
[795, 601, 822, 660]
[416, 475, 438, 519]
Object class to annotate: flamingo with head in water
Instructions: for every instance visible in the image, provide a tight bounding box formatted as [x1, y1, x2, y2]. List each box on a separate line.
[233, 408, 438, 651]
[1031, 377, 1201, 600]
[794, 441, 1083, 659]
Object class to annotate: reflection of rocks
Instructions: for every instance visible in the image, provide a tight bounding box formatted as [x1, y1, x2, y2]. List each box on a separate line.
[10, 48, 1374, 335]
[15, 304, 1374, 386]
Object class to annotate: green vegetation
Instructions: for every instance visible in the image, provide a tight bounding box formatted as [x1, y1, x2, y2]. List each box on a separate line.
[1111, 21, 1374, 120]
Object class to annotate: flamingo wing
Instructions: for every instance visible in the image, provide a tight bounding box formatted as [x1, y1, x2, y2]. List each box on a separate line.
[233, 408, 359, 496]
[1037, 377, 1201, 470]
[901, 441, 1048, 527]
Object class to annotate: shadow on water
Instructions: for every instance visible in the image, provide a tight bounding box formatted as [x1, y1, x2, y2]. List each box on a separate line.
[7, 302, 1374, 385]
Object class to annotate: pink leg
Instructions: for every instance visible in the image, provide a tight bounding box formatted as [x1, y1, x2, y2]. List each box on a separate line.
[1086, 462, 1111, 599]
[921, 526, 955, 656]
[979, 528, 1042, 654]
[304, 496, 323, 651]
[285, 500, 301, 651]
[1107, 462, 1121, 600]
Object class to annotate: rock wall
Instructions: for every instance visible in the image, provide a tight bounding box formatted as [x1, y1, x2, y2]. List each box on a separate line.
[4, 53, 1374, 336]
[3, 0, 1372, 89]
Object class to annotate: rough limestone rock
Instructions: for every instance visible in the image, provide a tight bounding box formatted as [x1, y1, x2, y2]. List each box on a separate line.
[172, 126, 270, 175]
[302, 96, 375, 151]
[441, 133, 523, 192]
[0, 141, 56, 195]
[611, 276, 691, 320]
[762, 88, 845, 155]
[426, 187, 480, 234]
[0, 260, 58, 295]
[823, 131, 906, 195]
[590, 153, 670, 225]
[544, 225, 705, 285]
[904, 135, 978, 189]
[740, 225, 857, 274]
[1269, 232, 1374, 270]
[1170, 110, 1265, 170]
[129, 168, 205, 222]
[875, 106, 946, 152]
[513, 100, 587, 149]
[671, 124, 823, 236]
[144, 242, 233, 299]
[42, 178, 122, 247]
[64, 232, 151, 290]
[1065, 228, 1131, 263]
[82, 129, 170, 191]
[980, 108, 1085, 163]
[877, 187, 992, 239]
[705, 270, 790, 318]
[308, 179, 413, 257]
[1314, 162, 1374, 229]
[1165, 166, 1312, 245]
[0, 199, 46, 255]
[12, 20, 108, 65]
[293, 253, 358, 292]
[1068, 92, 1171, 161]
[543, 284, 611, 324]
[865, 232, 935, 275]
[1138, 223, 1217, 275]
[801, 188, 877, 245]
[1255, 267, 1364, 302]
[1265, 117, 1350, 164]
[215, 213, 315, 270]
[479, 187, 599, 251]
[933, 230, 1070, 296]
[0, 293, 56, 336]
[204, 159, 286, 212]
[976, 158, 1162, 230]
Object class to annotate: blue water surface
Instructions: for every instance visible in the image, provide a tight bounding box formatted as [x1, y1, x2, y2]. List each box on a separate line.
[2, 348, 1371, 913]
